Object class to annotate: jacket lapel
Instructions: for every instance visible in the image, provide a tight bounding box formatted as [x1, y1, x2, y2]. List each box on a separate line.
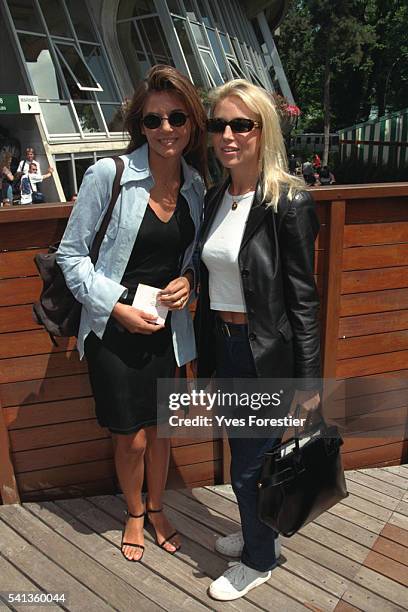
[239, 182, 270, 251]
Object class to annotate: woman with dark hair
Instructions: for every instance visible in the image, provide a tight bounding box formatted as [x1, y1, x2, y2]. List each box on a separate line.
[57, 65, 207, 562]
[1, 151, 15, 205]
[195, 79, 321, 600]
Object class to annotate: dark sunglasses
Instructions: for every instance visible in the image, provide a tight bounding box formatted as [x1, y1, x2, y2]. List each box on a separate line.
[207, 117, 262, 133]
[142, 111, 189, 130]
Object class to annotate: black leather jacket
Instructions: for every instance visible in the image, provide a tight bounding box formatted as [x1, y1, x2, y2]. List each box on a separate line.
[194, 180, 321, 390]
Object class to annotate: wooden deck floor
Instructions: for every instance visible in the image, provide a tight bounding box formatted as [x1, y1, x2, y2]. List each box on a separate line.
[0, 466, 407, 612]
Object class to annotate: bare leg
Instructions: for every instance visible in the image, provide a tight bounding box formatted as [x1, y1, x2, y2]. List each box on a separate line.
[145, 427, 180, 552]
[113, 429, 147, 561]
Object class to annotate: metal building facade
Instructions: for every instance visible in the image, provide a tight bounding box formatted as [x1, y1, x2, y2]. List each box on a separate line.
[0, 0, 291, 201]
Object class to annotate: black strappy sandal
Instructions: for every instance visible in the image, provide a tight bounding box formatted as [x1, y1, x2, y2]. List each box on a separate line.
[146, 507, 181, 555]
[121, 511, 145, 562]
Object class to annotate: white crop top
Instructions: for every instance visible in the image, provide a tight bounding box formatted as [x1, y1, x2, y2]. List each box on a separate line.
[202, 189, 254, 312]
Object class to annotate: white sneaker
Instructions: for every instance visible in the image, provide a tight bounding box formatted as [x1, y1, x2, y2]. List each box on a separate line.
[209, 562, 271, 601]
[215, 530, 281, 559]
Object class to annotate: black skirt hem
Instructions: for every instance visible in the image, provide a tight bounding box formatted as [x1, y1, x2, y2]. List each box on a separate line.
[98, 416, 168, 435]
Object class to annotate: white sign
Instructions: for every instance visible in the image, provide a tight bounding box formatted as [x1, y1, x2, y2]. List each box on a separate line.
[18, 95, 40, 114]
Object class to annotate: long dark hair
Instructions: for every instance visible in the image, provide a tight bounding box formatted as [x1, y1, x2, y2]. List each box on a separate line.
[124, 65, 208, 183]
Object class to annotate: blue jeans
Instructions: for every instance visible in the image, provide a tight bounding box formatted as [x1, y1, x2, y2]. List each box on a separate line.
[215, 318, 281, 572]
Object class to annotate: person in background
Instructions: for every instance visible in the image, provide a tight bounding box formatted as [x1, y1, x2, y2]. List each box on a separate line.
[20, 163, 54, 205]
[312, 153, 321, 172]
[288, 153, 296, 175]
[1, 151, 15, 206]
[318, 165, 335, 186]
[195, 79, 321, 601]
[17, 147, 41, 175]
[302, 159, 315, 185]
[70, 193, 78, 204]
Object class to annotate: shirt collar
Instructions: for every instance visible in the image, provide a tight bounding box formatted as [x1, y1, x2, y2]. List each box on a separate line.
[120, 142, 198, 190]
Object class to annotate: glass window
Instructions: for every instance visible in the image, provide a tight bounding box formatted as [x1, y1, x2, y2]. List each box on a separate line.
[55, 43, 102, 90]
[173, 18, 205, 87]
[64, 0, 97, 41]
[217, 1, 234, 35]
[219, 33, 232, 55]
[137, 17, 173, 62]
[81, 44, 119, 102]
[183, 0, 198, 21]
[190, 23, 207, 47]
[206, 29, 228, 80]
[207, 0, 224, 30]
[7, 0, 44, 33]
[167, 0, 182, 14]
[196, 0, 212, 26]
[229, 58, 245, 78]
[100, 104, 125, 132]
[117, 22, 151, 87]
[74, 103, 105, 133]
[56, 159, 75, 199]
[19, 34, 66, 99]
[75, 157, 94, 187]
[117, 0, 156, 19]
[248, 67, 265, 88]
[38, 0, 72, 38]
[201, 51, 222, 85]
[40, 102, 77, 133]
[59, 62, 95, 100]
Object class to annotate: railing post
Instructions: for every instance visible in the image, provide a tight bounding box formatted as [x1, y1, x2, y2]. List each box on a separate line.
[322, 200, 346, 434]
[0, 398, 20, 504]
[323, 200, 346, 378]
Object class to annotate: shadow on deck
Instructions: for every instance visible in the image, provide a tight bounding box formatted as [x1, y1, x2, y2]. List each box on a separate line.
[1, 465, 408, 612]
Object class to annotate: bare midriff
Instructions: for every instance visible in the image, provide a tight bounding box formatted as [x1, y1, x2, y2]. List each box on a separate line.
[217, 311, 248, 324]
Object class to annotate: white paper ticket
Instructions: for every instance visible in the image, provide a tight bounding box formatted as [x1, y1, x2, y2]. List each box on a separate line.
[132, 283, 168, 325]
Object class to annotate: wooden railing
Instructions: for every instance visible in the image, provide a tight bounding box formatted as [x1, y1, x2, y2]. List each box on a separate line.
[1, 184, 407, 504]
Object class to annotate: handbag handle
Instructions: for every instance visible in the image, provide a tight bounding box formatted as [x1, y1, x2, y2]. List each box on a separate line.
[89, 156, 124, 264]
[293, 403, 326, 451]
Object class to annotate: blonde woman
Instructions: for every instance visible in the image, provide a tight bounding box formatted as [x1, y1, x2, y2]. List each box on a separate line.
[195, 80, 321, 600]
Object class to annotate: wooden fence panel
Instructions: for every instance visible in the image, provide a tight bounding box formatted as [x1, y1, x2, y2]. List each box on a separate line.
[1, 186, 407, 503]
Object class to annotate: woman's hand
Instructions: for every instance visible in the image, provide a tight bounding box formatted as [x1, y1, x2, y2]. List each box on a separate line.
[294, 389, 320, 412]
[112, 302, 164, 334]
[158, 275, 191, 311]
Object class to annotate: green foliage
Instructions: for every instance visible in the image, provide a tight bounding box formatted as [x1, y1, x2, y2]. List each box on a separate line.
[276, 0, 408, 131]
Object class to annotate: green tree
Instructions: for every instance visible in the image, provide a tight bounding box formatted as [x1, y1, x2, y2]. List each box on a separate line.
[365, 0, 408, 117]
[275, 1, 323, 131]
[307, 0, 374, 164]
[277, 0, 408, 137]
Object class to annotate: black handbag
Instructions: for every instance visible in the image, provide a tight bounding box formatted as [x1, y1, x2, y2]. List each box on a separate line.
[32, 157, 124, 343]
[257, 406, 348, 537]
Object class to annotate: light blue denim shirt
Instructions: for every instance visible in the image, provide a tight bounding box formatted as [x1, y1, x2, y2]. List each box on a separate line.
[56, 143, 205, 364]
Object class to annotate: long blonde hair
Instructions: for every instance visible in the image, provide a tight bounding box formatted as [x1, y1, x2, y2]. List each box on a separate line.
[208, 79, 304, 210]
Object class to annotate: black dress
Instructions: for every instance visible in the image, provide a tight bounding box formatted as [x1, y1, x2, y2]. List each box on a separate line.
[84, 194, 195, 434]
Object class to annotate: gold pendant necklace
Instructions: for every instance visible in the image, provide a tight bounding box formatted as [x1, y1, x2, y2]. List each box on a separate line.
[231, 201, 238, 211]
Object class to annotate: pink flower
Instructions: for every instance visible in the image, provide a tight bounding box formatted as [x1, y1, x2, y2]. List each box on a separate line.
[285, 104, 301, 117]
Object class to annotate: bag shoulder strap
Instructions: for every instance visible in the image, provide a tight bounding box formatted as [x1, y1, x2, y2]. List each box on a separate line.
[89, 156, 124, 263]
